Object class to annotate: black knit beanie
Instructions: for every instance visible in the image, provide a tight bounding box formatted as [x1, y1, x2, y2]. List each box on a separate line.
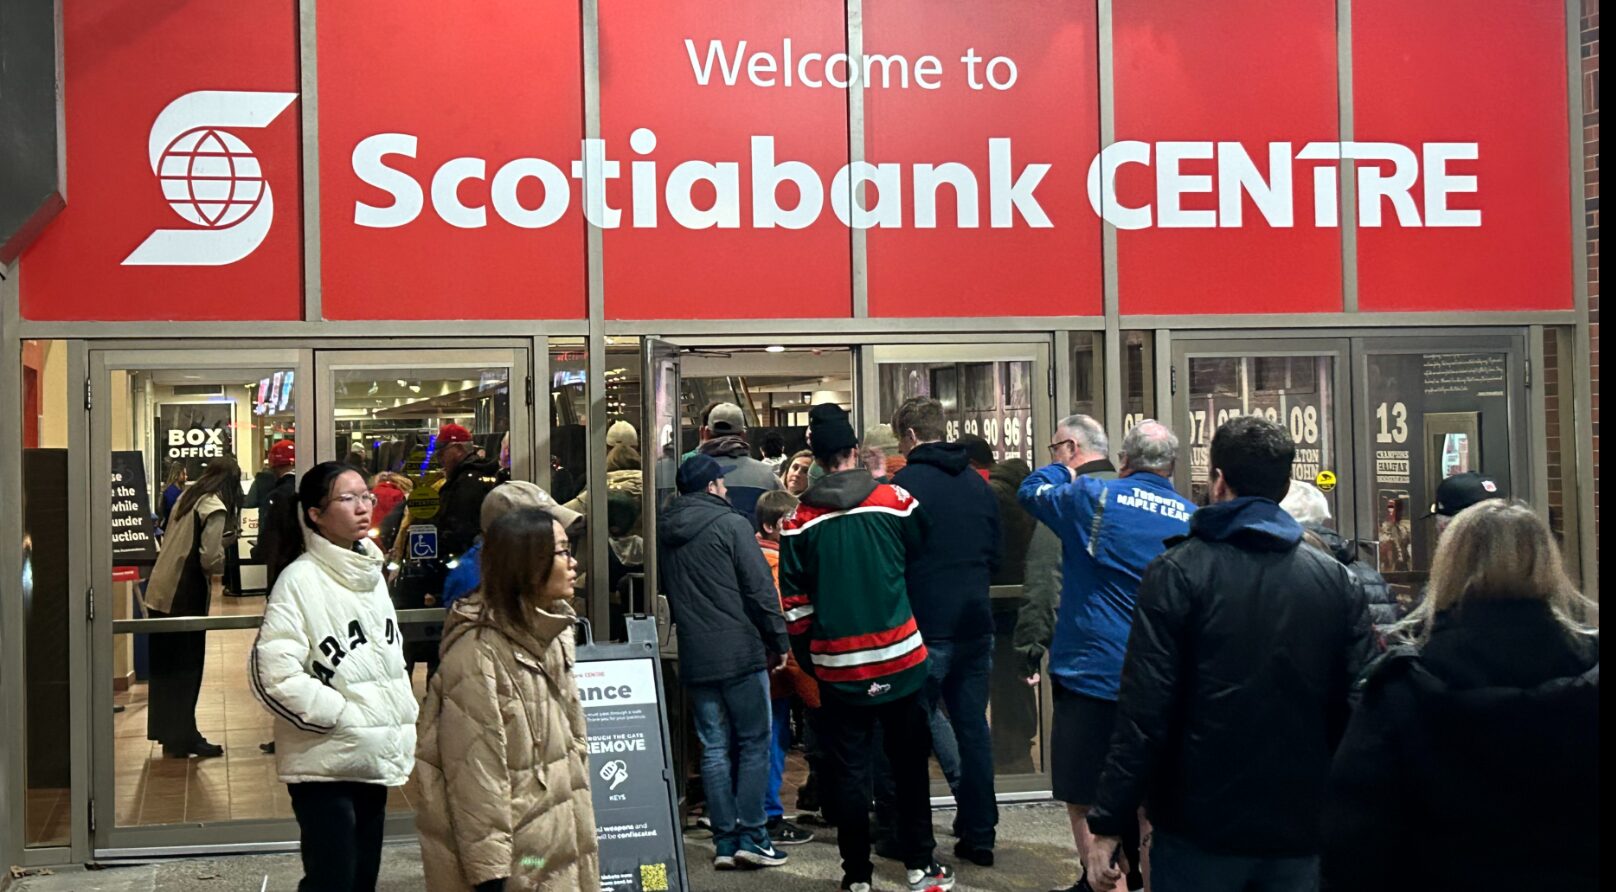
[808, 403, 858, 459]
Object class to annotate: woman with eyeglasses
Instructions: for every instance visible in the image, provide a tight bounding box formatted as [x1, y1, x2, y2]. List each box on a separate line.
[415, 507, 599, 892]
[250, 461, 418, 892]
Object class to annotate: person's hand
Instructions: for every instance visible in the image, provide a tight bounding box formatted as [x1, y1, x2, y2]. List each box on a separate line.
[770, 653, 789, 673]
[1025, 672, 1041, 687]
[423, 594, 438, 607]
[1086, 835, 1124, 892]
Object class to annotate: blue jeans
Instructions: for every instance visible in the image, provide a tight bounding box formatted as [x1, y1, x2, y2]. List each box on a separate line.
[765, 698, 790, 819]
[921, 636, 998, 849]
[1150, 832, 1320, 892]
[689, 671, 773, 853]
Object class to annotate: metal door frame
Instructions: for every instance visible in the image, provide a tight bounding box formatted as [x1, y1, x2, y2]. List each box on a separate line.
[1170, 336, 1357, 537]
[87, 347, 314, 855]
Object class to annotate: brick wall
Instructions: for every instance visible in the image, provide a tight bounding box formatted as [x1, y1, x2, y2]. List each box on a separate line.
[1584, 0, 1599, 535]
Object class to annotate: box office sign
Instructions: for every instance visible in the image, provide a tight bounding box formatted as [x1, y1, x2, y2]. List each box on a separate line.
[19, 0, 1575, 320]
[157, 403, 235, 482]
[573, 657, 684, 892]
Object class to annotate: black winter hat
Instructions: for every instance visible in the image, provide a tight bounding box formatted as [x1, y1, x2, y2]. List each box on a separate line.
[808, 403, 858, 459]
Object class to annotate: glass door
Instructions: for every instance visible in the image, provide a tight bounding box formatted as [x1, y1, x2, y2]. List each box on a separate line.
[1354, 334, 1528, 607]
[639, 337, 681, 656]
[865, 341, 1054, 796]
[89, 348, 312, 854]
[314, 348, 531, 706]
[1171, 338, 1353, 528]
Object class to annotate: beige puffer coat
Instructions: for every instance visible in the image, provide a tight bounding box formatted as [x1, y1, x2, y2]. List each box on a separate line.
[415, 595, 600, 892]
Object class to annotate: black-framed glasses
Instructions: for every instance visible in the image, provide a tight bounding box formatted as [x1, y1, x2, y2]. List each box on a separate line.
[1048, 438, 1075, 454]
[555, 547, 574, 560]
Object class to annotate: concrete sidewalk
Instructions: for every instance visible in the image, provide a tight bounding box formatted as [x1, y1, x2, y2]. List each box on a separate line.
[5, 803, 1078, 892]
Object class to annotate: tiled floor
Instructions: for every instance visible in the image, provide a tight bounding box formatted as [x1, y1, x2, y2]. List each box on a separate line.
[25, 595, 427, 845]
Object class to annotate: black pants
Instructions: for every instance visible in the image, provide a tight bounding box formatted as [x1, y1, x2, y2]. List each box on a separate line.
[288, 781, 389, 892]
[821, 691, 937, 882]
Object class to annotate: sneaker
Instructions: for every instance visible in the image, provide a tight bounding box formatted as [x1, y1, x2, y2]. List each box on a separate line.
[735, 837, 789, 868]
[953, 840, 993, 867]
[714, 836, 739, 871]
[906, 862, 955, 891]
[840, 882, 873, 892]
[767, 818, 815, 845]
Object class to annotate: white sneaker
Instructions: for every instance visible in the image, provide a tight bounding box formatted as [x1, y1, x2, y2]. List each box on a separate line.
[907, 862, 956, 891]
[840, 883, 872, 892]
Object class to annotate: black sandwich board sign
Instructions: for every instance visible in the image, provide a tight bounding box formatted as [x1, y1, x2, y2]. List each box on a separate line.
[110, 450, 158, 562]
[574, 616, 688, 892]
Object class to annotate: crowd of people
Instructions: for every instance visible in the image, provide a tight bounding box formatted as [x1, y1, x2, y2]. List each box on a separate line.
[135, 392, 1595, 891]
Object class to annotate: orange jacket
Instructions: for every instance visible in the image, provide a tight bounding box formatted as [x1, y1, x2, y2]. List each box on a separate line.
[758, 536, 820, 708]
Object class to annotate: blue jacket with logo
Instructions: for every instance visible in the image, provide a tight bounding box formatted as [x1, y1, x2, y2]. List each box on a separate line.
[1018, 465, 1194, 700]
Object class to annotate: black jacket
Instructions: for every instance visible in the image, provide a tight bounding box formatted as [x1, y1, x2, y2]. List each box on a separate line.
[1306, 523, 1398, 628]
[251, 473, 298, 588]
[1088, 497, 1376, 856]
[891, 441, 1002, 641]
[1323, 600, 1598, 890]
[660, 492, 789, 685]
[436, 455, 500, 561]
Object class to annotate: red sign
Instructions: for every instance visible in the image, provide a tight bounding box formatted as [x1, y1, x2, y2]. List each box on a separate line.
[1113, 0, 1343, 315]
[863, 0, 1102, 317]
[318, 0, 586, 320]
[1352, 0, 1573, 311]
[20, 0, 303, 322]
[14, 1, 1579, 321]
[598, 0, 853, 319]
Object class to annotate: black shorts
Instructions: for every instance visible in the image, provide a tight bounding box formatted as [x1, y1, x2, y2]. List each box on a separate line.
[1051, 684, 1119, 805]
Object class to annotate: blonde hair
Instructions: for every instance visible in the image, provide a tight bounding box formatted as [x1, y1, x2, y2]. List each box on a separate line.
[371, 471, 414, 495]
[1390, 500, 1594, 645]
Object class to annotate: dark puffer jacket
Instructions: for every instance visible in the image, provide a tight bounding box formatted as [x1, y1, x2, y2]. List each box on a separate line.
[891, 441, 1001, 642]
[660, 491, 789, 685]
[1087, 497, 1376, 856]
[1322, 600, 1598, 890]
[1305, 523, 1397, 627]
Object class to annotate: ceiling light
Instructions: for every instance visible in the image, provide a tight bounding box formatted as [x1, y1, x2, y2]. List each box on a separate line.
[765, 345, 786, 353]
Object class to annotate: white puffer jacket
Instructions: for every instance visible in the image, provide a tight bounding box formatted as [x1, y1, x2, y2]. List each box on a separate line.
[250, 529, 418, 785]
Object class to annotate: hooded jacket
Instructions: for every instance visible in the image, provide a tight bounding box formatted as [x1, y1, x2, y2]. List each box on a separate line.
[780, 469, 930, 705]
[250, 530, 419, 786]
[660, 492, 789, 685]
[415, 595, 600, 892]
[1018, 463, 1190, 700]
[696, 436, 783, 520]
[1088, 497, 1376, 856]
[144, 493, 228, 615]
[1323, 600, 1598, 889]
[1304, 523, 1398, 628]
[890, 441, 1002, 641]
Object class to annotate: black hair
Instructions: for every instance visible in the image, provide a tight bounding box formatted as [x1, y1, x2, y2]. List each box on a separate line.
[1209, 415, 1295, 502]
[297, 461, 366, 533]
[956, 433, 995, 469]
[762, 431, 786, 458]
[174, 454, 242, 521]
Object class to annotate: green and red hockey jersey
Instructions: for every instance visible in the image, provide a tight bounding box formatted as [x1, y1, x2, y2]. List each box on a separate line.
[779, 468, 931, 705]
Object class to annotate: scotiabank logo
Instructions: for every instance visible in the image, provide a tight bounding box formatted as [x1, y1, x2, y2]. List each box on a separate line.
[123, 91, 298, 266]
[350, 134, 1482, 231]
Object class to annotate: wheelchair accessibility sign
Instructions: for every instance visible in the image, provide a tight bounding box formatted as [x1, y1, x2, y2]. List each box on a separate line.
[407, 525, 438, 560]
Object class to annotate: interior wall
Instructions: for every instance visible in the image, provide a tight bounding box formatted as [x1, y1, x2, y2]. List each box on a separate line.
[38, 340, 66, 448]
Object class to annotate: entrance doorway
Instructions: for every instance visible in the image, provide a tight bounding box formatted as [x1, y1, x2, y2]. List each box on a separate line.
[1169, 332, 1530, 612]
[641, 337, 1057, 802]
[85, 344, 531, 855]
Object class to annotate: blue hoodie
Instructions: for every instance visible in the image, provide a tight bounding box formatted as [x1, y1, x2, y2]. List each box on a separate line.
[1019, 464, 1195, 700]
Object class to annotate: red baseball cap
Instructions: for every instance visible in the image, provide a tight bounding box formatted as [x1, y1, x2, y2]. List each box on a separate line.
[437, 423, 474, 446]
[268, 440, 295, 466]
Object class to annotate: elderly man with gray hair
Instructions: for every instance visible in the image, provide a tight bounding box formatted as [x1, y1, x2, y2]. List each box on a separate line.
[1018, 419, 1195, 892]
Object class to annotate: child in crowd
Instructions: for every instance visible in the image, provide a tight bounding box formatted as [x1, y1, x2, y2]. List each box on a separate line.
[755, 489, 818, 845]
